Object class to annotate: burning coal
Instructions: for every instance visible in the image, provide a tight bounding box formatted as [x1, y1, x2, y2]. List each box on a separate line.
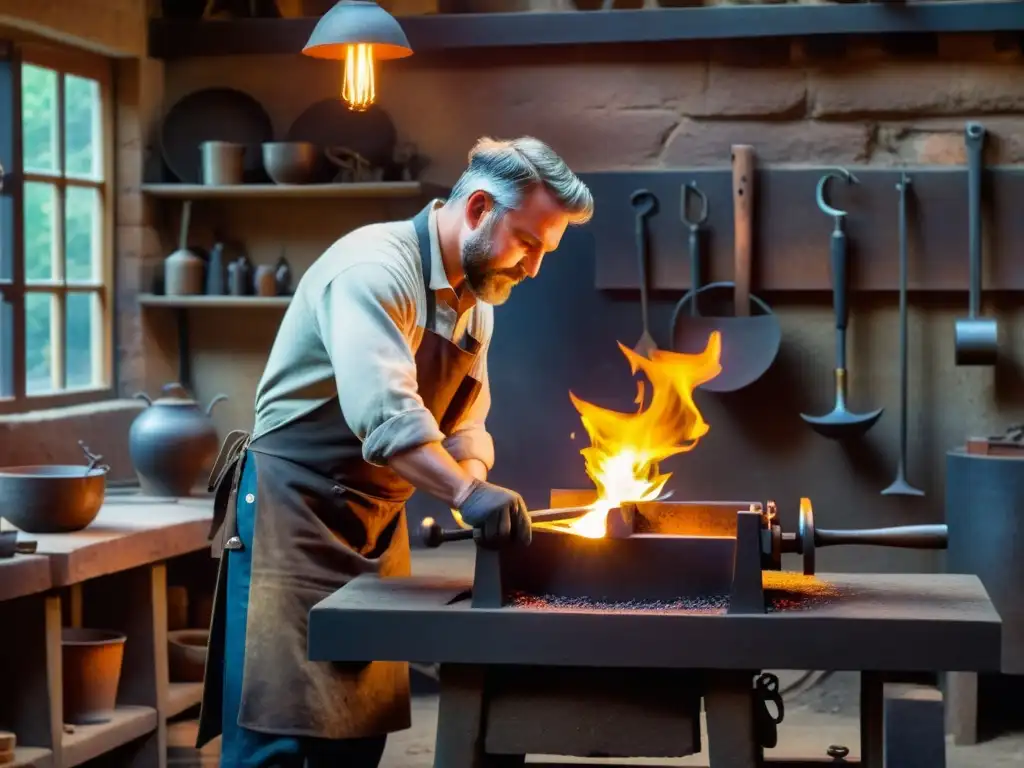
[561, 332, 723, 538]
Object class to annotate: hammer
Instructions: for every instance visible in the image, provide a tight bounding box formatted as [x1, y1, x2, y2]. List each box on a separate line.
[419, 506, 592, 548]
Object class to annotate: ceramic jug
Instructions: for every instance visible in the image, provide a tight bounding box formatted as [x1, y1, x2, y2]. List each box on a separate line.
[129, 383, 228, 497]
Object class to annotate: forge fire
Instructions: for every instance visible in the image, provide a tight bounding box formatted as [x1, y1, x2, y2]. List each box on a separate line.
[546, 331, 723, 538]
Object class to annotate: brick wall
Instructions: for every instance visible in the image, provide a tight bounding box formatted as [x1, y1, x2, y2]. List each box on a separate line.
[151, 33, 1024, 571]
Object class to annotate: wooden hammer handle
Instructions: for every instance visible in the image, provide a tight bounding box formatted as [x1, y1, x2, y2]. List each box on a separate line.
[731, 145, 755, 317]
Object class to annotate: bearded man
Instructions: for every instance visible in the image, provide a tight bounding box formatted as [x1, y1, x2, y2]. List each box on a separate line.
[196, 136, 594, 767]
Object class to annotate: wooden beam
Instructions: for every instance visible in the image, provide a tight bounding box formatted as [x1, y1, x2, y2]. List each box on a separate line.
[148, 3, 1024, 59]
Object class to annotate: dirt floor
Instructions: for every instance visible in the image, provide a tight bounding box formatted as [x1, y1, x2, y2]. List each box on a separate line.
[168, 544, 1024, 766]
[368, 673, 1024, 767]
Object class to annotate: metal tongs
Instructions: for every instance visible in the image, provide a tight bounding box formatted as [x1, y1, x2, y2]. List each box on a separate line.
[419, 506, 592, 548]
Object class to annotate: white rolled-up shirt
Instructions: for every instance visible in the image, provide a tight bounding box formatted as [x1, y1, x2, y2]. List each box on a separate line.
[253, 200, 495, 470]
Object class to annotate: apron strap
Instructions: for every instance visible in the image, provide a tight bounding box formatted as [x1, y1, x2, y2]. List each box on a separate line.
[411, 203, 436, 331]
[207, 429, 252, 553]
[208, 429, 251, 493]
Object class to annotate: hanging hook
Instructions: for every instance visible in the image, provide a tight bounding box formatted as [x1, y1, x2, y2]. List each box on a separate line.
[681, 181, 709, 230]
[630, 188, 658, 217]
[815, 167, 859, 219]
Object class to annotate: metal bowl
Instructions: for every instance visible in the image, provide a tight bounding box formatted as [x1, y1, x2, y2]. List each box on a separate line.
[262, 141, 320, 185]
[0, 465, 107, 533]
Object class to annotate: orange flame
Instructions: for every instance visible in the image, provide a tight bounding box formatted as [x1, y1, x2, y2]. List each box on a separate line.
[563, 332, 723, 537]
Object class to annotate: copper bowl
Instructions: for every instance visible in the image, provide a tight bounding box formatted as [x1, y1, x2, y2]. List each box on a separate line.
[0, 465, 107, 533]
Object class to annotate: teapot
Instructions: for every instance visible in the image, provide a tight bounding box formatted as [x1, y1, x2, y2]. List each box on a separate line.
[128, 383, 228, 497]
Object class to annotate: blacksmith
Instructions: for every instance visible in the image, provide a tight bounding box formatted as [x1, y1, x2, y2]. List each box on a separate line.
[197, 136, 594, 767]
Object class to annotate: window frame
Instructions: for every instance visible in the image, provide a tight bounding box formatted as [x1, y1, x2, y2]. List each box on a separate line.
[0, 40, 116, 415]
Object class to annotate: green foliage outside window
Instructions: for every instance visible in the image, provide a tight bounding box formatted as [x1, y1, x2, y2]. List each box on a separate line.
[21, 62, 103, 394]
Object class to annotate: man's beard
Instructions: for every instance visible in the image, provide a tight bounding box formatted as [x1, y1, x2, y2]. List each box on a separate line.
[461, 216, 527, 306]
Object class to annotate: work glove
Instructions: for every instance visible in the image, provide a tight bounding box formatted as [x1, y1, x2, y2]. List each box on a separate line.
[455, 480, 532, 548]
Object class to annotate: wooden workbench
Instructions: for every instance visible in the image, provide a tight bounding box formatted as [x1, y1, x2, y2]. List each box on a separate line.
[0, 496, 214, 768]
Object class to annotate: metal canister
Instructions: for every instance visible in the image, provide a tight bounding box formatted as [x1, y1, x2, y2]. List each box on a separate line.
[946, 445, 1024, 673]
[200, 141, 245, 186]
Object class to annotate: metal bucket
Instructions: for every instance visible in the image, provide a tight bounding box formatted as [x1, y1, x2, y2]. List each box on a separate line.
[62, 628, 127, 725]
[200, 141, 245, 186]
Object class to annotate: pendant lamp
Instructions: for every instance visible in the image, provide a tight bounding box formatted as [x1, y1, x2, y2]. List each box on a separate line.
[302, 1, 413, 112]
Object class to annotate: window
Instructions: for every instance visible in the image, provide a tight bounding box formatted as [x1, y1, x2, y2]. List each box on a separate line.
[0, 43, 114, 414]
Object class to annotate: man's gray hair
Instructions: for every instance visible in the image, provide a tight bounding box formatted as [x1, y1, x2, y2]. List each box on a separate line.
[448, 136, 594, 225]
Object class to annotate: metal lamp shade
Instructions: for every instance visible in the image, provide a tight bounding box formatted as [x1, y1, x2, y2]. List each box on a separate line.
[302, 1, 413, 61]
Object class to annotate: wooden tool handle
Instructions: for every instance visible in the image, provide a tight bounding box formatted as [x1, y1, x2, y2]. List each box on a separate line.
[731, 145, 755, 317]
[419, 506, 593, 548]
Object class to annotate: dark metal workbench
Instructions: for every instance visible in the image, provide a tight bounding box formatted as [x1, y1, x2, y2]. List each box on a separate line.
[309, 572, 1000, 768]
[310, 572, 999, 672]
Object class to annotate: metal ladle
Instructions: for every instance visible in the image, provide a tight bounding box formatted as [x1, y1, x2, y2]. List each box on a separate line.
[801, 168, 883, 440]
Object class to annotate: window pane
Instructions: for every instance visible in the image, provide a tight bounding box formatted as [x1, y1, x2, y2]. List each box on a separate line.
[66, 292, 98, 389]
[25, 292, 54, 394]
[66, 186, 100, 282]
[21, 64, 58, 174]
[24, 182, 57, 281]
[0, 187, 8, 282]
[0, 294, 12, 398]
[65, 75, 101, 179]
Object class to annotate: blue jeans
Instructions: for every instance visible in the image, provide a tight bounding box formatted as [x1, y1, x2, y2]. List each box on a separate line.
[221, 452, 388, 768]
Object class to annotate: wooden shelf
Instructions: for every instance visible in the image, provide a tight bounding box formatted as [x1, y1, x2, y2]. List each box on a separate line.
[9, 747, 53, 768]
[4, 502, 214, 588]
[148, 3, 1024, 59]
[0, 554, 52, 602]
[61, 707, 157, 768]
[138, 294, 291, 309]
[140, 182, 423, 199]
[1, 499, 218, 768]
[165, 683, 204, 719]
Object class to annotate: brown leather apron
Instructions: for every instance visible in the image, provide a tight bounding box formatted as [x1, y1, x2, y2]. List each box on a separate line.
[197, 204, 484, 745]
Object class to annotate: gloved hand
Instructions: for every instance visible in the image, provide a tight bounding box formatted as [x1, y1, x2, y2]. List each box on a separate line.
[455, 479, 532, 548]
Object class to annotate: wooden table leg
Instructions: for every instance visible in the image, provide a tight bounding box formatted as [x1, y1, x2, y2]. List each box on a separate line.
[704, 671, 759, 768]
[945, 671, 979, 746]
[860, 671, 884, 768]
[434, 664, 490, 768]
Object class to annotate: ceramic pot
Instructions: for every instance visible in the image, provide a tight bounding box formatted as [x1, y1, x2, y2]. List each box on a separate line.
[129, 383, 228, 497]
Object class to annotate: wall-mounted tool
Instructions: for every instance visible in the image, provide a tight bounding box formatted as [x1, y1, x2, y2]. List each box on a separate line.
[682, 181, 708, 317]
[954, 121, 998, 366]
[668, 145, 781, 392]
[882, 174, 924, 497]
[801, 168, 883, 440]
[630, 189, 659, 358]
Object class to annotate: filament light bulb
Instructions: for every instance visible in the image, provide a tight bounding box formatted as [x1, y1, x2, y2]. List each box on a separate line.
[342, 43, 376, 112]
